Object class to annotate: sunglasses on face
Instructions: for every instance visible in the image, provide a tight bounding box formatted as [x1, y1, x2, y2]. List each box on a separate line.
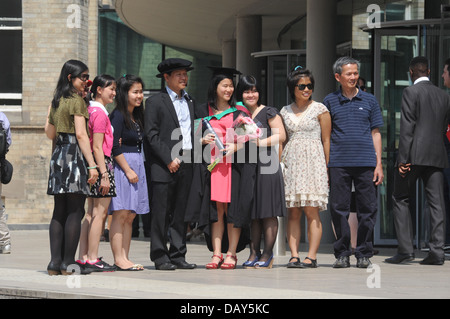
[297, 83, 313, 90]
[77, 74, 90, 81]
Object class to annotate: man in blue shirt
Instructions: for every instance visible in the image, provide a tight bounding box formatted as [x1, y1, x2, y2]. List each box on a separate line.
[323, 57, 384, 268]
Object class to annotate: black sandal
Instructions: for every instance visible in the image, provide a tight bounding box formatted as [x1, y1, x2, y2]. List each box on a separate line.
[300, 257, 318, 268]
[287, 257, 302, 268]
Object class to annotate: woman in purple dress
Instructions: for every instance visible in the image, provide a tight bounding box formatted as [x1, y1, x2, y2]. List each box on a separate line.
[109, 75, 149, 271]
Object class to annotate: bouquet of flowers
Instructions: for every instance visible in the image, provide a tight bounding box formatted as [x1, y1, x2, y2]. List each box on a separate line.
[230, 112, 262, 144]
[207, 112, 262, 172]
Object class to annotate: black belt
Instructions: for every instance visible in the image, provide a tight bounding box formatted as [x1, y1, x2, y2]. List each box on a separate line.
[179, 149, 192, 157]
[179, 149, 192, 164]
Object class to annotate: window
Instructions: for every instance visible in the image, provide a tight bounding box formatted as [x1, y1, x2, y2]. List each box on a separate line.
[98, 9, 221, 105]
[0, 0, 22, 109]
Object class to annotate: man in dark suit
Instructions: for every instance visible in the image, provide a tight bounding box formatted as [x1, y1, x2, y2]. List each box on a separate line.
[442, 58, 450, 251]
[385, 56, 450, 265]
[144, 58, 197, 270]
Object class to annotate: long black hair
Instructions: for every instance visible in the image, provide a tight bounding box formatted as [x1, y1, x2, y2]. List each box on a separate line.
[90, 74, 116, 100]
[51, 59, 88, 109]
[207, 74, 236, 110]
[114, 74, 145, 130]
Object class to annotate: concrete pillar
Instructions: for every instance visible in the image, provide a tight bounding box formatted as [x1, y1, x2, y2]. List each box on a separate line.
[236, 15, 262, 79]
[306, 0, 337, 101]
[306, 0, 337, 244]
[222, 39, 236, 68]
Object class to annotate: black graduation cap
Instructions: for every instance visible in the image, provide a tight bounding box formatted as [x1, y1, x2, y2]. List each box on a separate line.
[208, 66, 242, 79]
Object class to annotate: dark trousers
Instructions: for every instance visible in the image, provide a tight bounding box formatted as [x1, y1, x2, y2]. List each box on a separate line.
[392, 165, 445, 258]
[329, 167, 378, 258]
[150, 162, 193, 266]
[443, 139, 450, 244]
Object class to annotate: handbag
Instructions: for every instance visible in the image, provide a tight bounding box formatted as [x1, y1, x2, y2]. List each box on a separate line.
[1, 158, 13, 184]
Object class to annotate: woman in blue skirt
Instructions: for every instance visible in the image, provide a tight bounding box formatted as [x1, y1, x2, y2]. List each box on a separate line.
[109, 75, 149, 271]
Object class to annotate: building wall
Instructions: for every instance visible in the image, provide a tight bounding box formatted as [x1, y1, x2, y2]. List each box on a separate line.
[4, 0, 90, 225]
[3, 127, 53, 224]
[21, 0, 89, 125]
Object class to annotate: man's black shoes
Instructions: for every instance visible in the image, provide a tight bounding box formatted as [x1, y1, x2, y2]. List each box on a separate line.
[384, 253, 415, 264]
[155, 260, 197, 270]
[420, 254, 444, 265]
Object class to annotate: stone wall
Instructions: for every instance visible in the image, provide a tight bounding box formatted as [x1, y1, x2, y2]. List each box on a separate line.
[5, 0, 92, 225]
[3, 127, 53, 224]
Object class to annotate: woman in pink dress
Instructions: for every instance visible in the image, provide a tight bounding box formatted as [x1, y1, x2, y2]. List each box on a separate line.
[187, 67, 253, 270]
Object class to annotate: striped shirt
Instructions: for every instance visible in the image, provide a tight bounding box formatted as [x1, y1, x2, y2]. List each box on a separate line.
[323, 88, 383, 167]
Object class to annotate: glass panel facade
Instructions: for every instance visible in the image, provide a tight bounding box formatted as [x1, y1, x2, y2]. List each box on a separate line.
[378, 32, 418, 242]
[349, 0, 450, 245]
[266, 54, 306, 110]
[98, 10, 221, 105]
[367, 20, 450, 244]
[98, 11, 163, 91]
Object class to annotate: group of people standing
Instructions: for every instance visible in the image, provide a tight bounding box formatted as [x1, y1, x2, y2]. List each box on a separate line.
[45, 61, 149, 274]
[44, 54, 450, 276]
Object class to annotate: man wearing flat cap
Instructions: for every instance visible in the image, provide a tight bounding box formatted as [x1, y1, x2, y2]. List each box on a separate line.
[144, 58, 197, 270]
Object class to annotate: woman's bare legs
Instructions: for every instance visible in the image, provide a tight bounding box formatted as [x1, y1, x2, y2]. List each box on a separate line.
[109, 209, 136, 269]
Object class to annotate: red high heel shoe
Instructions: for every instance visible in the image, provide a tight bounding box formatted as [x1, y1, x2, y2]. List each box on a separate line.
[220, 255, 237, 270]
[206, 254, 223, 269]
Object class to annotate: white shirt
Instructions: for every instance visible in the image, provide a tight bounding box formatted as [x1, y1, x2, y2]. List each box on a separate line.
[166, 86, 192, 150]
[414, 76, 429, 85]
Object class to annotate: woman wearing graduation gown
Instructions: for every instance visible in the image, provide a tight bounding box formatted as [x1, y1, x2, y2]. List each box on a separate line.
[186, 67, 255, 270]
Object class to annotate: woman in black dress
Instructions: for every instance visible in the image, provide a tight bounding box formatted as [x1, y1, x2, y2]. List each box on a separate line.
[236, 75, 287, 269]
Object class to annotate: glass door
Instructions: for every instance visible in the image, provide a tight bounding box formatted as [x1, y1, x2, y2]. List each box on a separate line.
[266, 53, 306, 109]
[373, 29, 419, 245]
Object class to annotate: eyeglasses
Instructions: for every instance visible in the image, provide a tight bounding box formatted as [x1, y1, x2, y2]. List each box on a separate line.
[297, 83, 313, 90]
[78, 74, 90, 81]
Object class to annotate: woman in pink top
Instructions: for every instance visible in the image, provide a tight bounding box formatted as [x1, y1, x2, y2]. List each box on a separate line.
[78, 74, 117, 272]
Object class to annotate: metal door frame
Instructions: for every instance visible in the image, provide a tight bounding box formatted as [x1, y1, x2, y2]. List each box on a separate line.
[373, 28, 419, 246]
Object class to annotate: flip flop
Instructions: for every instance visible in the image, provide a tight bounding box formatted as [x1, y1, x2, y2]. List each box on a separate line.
[114, 264, 144, 271]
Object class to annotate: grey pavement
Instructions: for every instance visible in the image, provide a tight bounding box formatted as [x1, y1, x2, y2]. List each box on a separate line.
[0, 229, 449, 299]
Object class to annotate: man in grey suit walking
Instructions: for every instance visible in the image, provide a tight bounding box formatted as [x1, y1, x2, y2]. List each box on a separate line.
[385, 56, 450, 265]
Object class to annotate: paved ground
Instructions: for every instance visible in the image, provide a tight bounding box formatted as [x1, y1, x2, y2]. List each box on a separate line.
[0, 229, 449, 300]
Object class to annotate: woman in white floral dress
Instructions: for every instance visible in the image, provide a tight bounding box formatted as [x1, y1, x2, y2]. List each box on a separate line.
[280, 67, 331, 268]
